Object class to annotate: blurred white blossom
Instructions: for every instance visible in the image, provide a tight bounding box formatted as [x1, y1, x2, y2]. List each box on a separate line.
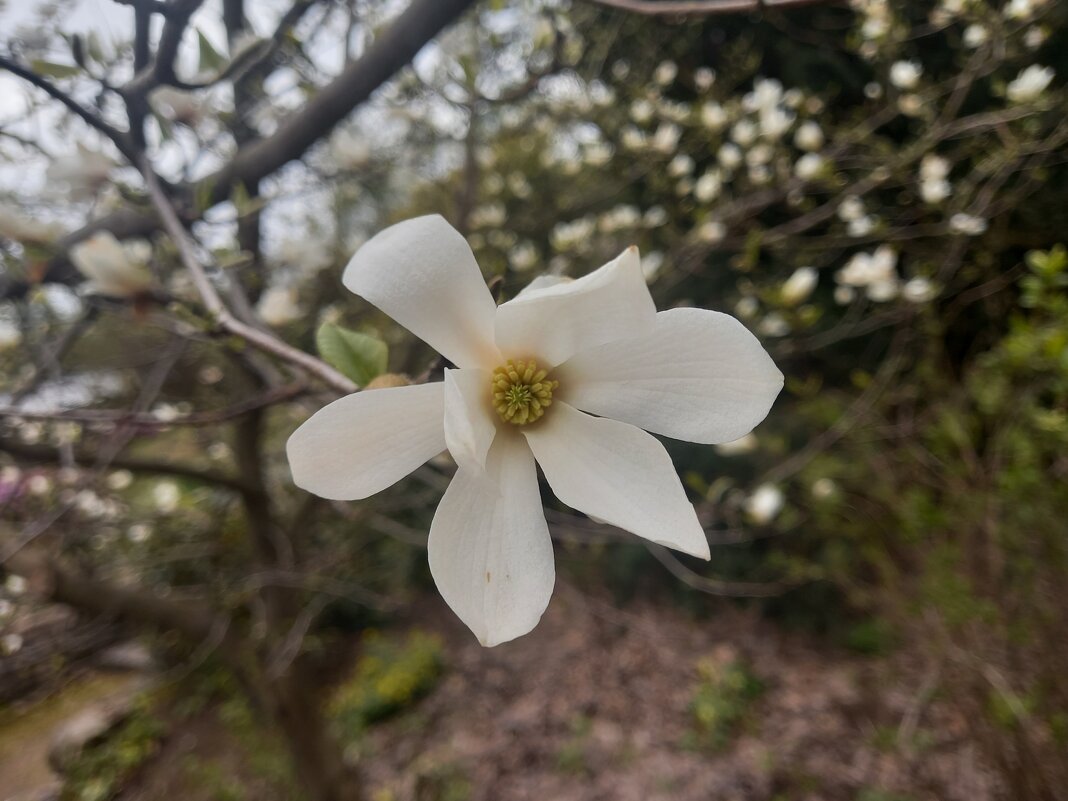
[794, 121, 824, 151]
[745, 484, 784, 524]
[70, 233, 154, 298]
[949, 213, 988, 236]
[781, 267, 818, 306]
[902, 276, 937, 303]
[1007, 65, 1054, 103]
[890, 60, 922, 90]
[257, 286, 302, 327]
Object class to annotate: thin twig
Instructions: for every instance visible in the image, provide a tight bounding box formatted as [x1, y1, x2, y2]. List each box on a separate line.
[138, 156, 358, 394]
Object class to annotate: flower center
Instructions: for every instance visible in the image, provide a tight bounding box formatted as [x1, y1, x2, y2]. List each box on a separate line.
[491, 359, 558, 426]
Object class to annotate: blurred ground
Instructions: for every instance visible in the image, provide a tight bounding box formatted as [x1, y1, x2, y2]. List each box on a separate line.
[1, 589, 1001, 801]
[143, 588, 998, 801]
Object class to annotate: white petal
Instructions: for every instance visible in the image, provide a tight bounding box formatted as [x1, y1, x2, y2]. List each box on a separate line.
[557, 307, 783, 444]
[443, 368, 497, 471]
[286, 383, 445, 501]
[428, 433, 554, 646]
[494, 246, 656, 367]
[523, 403, 709, 559]
[514, 274, 571, 299]
[343, 215, 500, 368]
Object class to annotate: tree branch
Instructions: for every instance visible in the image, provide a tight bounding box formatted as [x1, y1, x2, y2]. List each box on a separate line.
[0, 53, 136, 162]
[28, 0, 476, 292]
[4, 549, 217, 640]
[0, 435, 255, 494]
[139, 157, 358, 393]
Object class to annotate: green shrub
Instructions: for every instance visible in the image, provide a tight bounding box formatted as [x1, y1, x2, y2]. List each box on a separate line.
[328, 630, 444, 742]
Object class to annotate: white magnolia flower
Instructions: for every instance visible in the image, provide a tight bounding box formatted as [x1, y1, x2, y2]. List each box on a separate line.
[902, 276, 937, 303]
[694, 171, 722, 203]
[287, 215, 783, 646]
[836, 245, 899, 299]
[1006, 65, 1054, 103]
[730, 119, 758, 147]
[743, 79, 784, 113]
[69, 232, 154, 298]
[696, 220, 727, 243]
[921, 178, 951, 204]
[0, 319, 21, 351]
[718, 143, 743, 170]
[330, 129, 372, 170]
[275, 236, 334, 274]
[890, 60, 922, 90]
[510, 242, 539, 272]
[700, 102, 728, 131]
[0, 205, 66, 246]
[834, 285, 856, 305]
[781, 267, 818, 306]
[794, 121, 824, 151]
[5, 575, 27, 596]
[759, 107, 795, 140]
[948, 213, 988, 236]
[652, 123, 682, 154]
[963, 24, 989, 48]
[257, 286, 302, 326]
[745, 484, 784, 524]
[153, 481, 180, 514]
[837, 195, 865, 223]
[1004, 0, 1036, 19]
[694, 67, 715, 91]
[630, 99, 654, 124]
[152, 86, 211, 126]
[920, 154, 950, 181]
[811, 477, 838, 499]
[45, 145, 117, 200]
[654, 60, 678, 86]
[794, 153, 825, 181]
[714, 432, 757, 455]
[668, 154, 695, 177]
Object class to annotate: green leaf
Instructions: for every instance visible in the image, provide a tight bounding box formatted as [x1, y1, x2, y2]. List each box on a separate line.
[316, 323, 388, 386]
[196, 29, 226, 74]
[30, 59, 81, 79]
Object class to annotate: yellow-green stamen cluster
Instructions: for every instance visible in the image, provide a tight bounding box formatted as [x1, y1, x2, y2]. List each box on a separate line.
[492, 359, 558, 426]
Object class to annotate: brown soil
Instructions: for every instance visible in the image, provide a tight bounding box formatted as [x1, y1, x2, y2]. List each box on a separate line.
[113, 583, 999, 801]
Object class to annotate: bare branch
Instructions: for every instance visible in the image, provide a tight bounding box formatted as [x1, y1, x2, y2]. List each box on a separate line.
[0, 434, 255, 494]
[139, 156, 359, 394]
[0, 53, 136, 162]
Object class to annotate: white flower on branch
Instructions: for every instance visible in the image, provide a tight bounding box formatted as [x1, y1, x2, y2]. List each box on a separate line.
[948, 213, 988, 236]
[889, 60, 922, 90]
[781, 266, 818, 306]
[1006, 65, 1054, 103]
[745, 483, 784, 524]
[287, 216, 784, 646]
[70, 232, 154, 299]
[45, 145, 118, 201]
[794, 121, 824, 151]
[0, 205, 66, 246]
[257, 285, 302, 327]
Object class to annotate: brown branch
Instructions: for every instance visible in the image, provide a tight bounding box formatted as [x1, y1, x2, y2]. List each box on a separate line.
[139, 156, 358, 394]
[200, 0, 477, 207]
[0, 435, 254, 494]
[30, 0, 475, 293]
[4, 549, 217, 640]
[644, 543, 800, 597]
[0, 381, 307, 428]
[0, 53, 136, 163]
